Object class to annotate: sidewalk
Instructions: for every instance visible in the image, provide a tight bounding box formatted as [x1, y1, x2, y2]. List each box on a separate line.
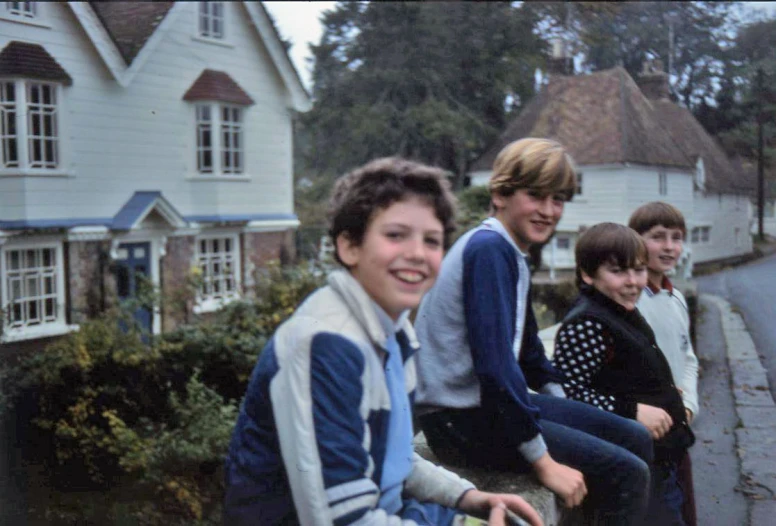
[699, 293, 776, 525]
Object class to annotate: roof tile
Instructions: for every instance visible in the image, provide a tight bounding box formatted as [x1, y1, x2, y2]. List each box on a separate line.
[0, 41, 73, 85]
[183, 69, 254, 105]
[89, 1, 174, 65]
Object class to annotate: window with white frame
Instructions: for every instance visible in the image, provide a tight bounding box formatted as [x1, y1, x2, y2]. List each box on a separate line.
[2, 243, 63, 332]
[0, 80, 59, 171]
[658, 170, 667, 195]
[5, 1, 36, 18]
[555, 236, 571, 250]
[690, 226, 711, 244]
[700, 226, 710, 243]
[198, 1, 224, 39]
[575, 173, 583, 196]
[196, 236, 239, 304]
[195, 103, 243, 175]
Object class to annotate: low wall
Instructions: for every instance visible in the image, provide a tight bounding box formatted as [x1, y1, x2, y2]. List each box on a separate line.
[413, 433, 576, 525]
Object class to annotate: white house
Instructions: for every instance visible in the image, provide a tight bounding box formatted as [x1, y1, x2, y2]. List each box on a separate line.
[0, 1, 311, 350]
[469, 65, 753, 273]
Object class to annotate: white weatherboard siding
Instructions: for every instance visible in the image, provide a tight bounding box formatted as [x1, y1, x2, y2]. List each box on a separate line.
[624, 166, 695, 226]
[0, 1, 295, 224]
[538, 165, 695, 269]
[693, 192, 753, 263]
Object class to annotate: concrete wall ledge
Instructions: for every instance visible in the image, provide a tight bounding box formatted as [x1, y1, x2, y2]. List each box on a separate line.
[413, 433, 577, 525]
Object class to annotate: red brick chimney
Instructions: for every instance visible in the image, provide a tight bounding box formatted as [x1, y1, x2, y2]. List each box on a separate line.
[637, 59, 670, 101]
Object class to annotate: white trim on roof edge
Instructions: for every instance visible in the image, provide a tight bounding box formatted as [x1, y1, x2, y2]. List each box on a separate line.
[243, 2, 312, 112]
[67, 2, 128, 86]
[67, 1, 311, 111]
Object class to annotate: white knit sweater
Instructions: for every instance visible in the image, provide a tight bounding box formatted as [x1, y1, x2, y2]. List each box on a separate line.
[636, 282, 700, 418]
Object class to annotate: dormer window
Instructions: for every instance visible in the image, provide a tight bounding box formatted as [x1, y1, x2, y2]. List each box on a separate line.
[5, 1, 36, 19]
[0, 42, 72, 175]
[184, 70, 253, 177]
[196, 104, 243, 174]
[199, 1, 224, 39]
[695, 157, 706, 191]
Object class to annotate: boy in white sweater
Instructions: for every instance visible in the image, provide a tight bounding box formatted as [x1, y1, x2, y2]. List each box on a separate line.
[629, 201, 698, 526]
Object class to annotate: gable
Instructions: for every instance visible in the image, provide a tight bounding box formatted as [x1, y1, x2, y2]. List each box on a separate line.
[67, 1, 310, 110]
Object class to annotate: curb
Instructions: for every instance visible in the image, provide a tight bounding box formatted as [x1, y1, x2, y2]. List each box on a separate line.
[700, 294, 776, 520]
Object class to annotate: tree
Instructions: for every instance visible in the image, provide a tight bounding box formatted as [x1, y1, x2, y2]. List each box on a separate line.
[300, 2, 547, 187]
[533, 2, 737, 109]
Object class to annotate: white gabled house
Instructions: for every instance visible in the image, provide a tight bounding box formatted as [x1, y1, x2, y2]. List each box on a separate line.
[0, 1, 311, 349]
[469, 64, 753, 274]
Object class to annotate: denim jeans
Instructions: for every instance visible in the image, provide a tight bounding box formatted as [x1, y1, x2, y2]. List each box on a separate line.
[645, 462, 685, 526]
[421, 394, 652, 526]
[400, 499, 461, 525]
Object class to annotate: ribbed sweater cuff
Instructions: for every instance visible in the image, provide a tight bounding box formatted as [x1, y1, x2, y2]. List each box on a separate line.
[518, 433, 547, 464]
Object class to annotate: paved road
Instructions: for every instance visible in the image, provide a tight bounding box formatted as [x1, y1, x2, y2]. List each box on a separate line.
[692, 297, 748, 526]
[696, 252, 776, 402]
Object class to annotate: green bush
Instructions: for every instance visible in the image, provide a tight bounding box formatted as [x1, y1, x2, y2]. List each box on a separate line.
[1, 260, 326, 524]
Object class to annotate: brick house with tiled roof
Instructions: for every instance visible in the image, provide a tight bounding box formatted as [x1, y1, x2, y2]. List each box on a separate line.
[469, 64, 753, 272]
[0, 1, 311, 350]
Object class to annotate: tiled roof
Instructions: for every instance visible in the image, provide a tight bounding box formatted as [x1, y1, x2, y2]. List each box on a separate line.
[471, 67, 692, 172]
[89, 1, 174, 65]
[0, 41, 73, 85]
[651, 101, 754, 195]
[183, 69, 254, 105]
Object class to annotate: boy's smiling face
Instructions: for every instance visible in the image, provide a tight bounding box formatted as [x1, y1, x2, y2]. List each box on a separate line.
[492, 189, 565, 252]
[641, 225, 684, 281]
[582, 260, 648, 311]
[337, 196, 444, 320]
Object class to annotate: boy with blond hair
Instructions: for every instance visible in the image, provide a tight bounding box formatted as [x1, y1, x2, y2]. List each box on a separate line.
[629, 201, 698, 526]
[415, 139, 652, 525]
[224, 157, 542, 525]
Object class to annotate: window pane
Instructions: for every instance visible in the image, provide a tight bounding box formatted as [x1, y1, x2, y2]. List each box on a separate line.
[25, 249, 38, 268]
[45, 298, 56, 318]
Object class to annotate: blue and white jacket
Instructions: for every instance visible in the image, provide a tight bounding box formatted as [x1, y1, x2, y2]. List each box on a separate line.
[415, 218, 566, 464]
[224, 270, 474, 525]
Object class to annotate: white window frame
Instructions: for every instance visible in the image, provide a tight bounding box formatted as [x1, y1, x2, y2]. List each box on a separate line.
[658, 170, 668, 196]
[0, 239, 73, 342]
[575, 172, 583, 196]
[690, 227, 699, 244]
[555, 235, 571, 250]
[700, 226, 710, 243]
[194, 102, 244, 177]
[198, 1, 224, 39]
[5, 1, 35, 18]
[0, 79, 64, 176]
[194, 233, 241, 313]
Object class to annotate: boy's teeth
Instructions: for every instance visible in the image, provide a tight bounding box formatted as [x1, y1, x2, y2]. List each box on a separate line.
[395, 271, 422, 283]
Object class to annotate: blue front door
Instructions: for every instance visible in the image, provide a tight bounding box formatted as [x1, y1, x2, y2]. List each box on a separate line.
[114, 242, 152, 334]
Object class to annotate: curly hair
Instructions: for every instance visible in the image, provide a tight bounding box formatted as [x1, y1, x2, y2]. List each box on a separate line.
[327, 157, 457, 266]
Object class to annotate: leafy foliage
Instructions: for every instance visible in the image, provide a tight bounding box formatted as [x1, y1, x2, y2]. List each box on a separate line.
[301, 1, 547, 187]
[1, 260, 325, 523]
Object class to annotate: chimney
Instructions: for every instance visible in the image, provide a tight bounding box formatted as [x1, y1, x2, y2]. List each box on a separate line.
[637, 59, 670, 101]
[547, 37, 573, 76]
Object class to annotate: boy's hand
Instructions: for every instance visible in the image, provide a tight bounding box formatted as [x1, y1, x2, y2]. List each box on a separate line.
[685, 408, 694, 425]
[636, 403, 673, 439]
[458, 490, 544, 526]
[532, 454, 587, 508]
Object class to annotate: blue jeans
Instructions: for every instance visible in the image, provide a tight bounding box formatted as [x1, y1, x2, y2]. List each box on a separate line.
[645, 463, 685, 525]
[421, 394, 652, 526]
[400, 499, 462, 525]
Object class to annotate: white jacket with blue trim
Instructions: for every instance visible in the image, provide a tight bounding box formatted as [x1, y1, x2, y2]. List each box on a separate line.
[224, 270, 474, 525]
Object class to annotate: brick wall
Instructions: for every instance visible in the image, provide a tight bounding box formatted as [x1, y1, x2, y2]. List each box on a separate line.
[67, 239, 116, 324]
[242, 229, 296, 293]
[161, 235, 195, 331]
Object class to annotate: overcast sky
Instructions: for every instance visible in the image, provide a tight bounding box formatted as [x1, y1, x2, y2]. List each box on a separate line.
[265, 1, 776, 91]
